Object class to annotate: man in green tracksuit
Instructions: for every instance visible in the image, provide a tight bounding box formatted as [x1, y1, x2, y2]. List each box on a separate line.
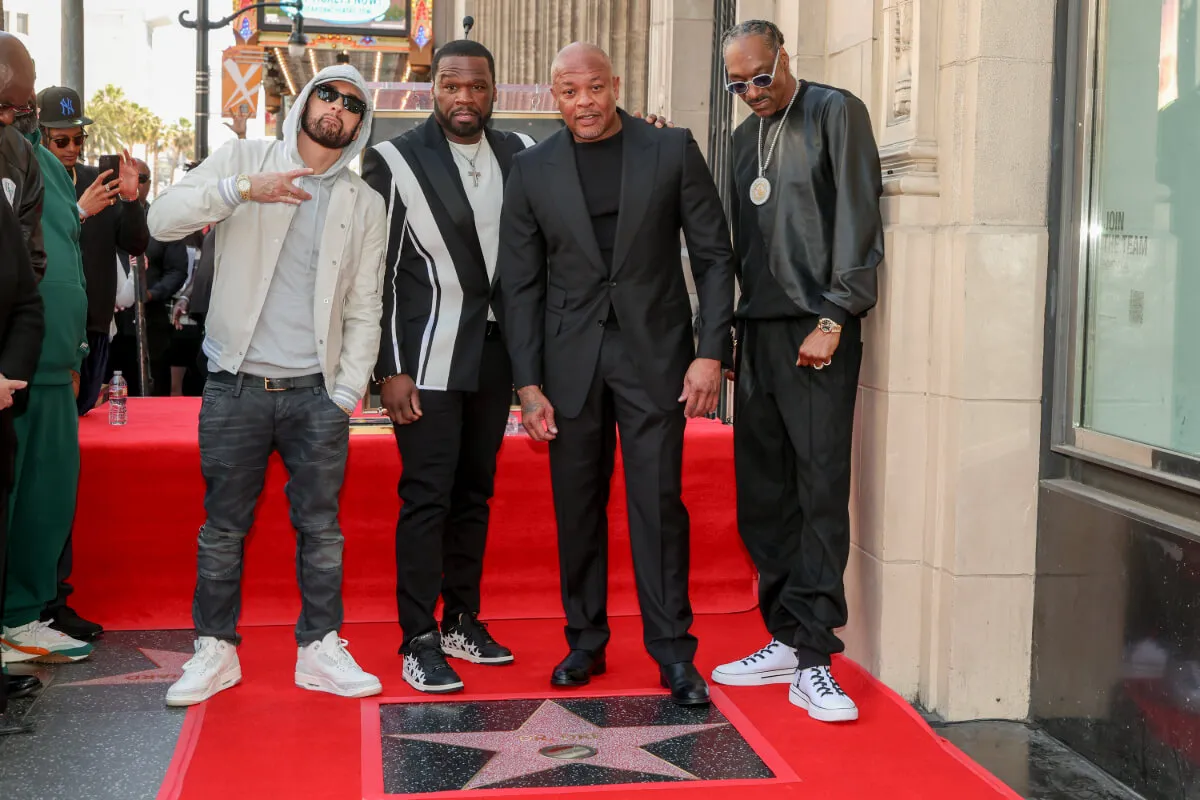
[0, 106, 92, 665]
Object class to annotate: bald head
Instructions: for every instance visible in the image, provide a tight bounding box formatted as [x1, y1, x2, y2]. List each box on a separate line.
[550, 42, 612, 83]
[550, 42, 622, 143]
[0, 33, 35, 126]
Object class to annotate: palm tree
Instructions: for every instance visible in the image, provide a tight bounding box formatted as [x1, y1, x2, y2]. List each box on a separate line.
[86, 85, 163, 163]
[158, 119, 195, 184]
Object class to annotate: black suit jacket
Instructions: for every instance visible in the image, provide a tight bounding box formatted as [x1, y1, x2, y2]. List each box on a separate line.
[364, 116, 533, 392]
[498, 110, 735, 419]
[74, 164, 149, 334]
[0, 194, 44, 482]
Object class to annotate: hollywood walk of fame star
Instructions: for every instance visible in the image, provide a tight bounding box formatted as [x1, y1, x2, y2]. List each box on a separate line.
[60, 649, 191, 687]
[389, 700, 728, 789]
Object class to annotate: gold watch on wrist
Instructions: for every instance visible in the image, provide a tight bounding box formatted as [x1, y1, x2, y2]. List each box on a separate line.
[236, 174, 252, 202]
[817, 317, 843, 335]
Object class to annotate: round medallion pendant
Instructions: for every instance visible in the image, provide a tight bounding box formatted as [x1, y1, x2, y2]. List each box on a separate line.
[749, 176, 771, 206]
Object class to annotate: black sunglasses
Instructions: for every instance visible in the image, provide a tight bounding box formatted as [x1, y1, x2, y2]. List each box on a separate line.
[138, 174, 150, 184]
[725, 49, 782, 95]
[50, 133, 88, 148]
[314, 84, 367, 116]
[0, 102, 34, 115]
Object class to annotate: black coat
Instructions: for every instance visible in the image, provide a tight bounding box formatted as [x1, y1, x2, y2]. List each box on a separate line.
[0, 126, 46, 281]
[0, 193, 45, 479]
[498, 110, 735, 419]
[74, 163, 149, 333]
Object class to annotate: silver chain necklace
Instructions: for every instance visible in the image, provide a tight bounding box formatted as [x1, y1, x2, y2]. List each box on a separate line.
[452, 138, 485, 187]
[750, 78, 801, 206]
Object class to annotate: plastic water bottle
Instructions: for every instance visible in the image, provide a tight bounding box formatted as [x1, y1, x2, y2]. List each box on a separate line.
[108, 371, 128, 426]
[505, 411, 522, 436]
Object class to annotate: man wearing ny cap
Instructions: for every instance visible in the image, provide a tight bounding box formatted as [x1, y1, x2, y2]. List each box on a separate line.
[39, 86, 148, 421]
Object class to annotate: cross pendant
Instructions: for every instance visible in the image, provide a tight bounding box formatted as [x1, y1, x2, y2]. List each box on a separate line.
[468, 168, 481, 187]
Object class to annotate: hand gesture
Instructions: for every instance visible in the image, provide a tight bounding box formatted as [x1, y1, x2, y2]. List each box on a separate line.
[79, 169, 120, 217]
[518, 385, 557, 442]
[380, 374, 422, 425]
[224, 110, 249, 140]
[678, 357, 721, 418]
[249, 169, 314, 205]
[0, 374, 28, 410]
[796, 325, 841, 369]
[635, 111, 675, 128]
[117, 149, 139, 201]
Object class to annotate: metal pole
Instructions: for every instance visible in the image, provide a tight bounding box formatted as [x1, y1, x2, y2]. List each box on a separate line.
[131, 256, 151, 396]
[61, 0, 85, 97]
[194, 0, 210, 161]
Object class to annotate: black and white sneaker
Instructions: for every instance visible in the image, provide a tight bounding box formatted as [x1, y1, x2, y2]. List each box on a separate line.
[441, 612, 514, 665]
[789, 665, 859, 722]
[401, 632, 464, 694]
[711, 639, 798, 686]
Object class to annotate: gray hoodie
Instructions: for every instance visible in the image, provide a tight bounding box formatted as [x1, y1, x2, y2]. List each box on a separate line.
[240, 65, 373, 380]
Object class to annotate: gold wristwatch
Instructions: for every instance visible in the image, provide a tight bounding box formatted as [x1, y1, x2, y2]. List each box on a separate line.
[817, 318, 843, 334]
[236, 174, 252, 202]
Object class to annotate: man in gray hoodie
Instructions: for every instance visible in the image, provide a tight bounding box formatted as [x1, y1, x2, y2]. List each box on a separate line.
[148, 66, 387, 707]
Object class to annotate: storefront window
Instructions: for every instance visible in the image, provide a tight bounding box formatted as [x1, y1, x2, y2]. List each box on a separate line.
[1079, 0, 1200, 458]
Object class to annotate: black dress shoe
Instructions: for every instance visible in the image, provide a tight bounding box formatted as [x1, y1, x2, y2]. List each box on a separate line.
[4, 674, 42, 699]
[44, 606, 103, 641]
[660, 662, 711, 706]
[551, 650, 606, 687]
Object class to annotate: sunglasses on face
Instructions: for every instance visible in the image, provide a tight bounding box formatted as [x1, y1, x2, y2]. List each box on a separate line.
[50, 133, 87, 148]
[314, 84, 367, 116]
[138, 174, 150, 184]
[0, 102, 34, 115]
[725, 48, 782, 95]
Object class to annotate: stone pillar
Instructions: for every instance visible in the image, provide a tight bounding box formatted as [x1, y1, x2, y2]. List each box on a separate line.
[845, 0, 1054, 721]
[647, 0, 714, 154]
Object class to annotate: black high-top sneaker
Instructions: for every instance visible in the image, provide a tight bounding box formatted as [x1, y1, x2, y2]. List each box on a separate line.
[441, 612, 515, 665]
[401, 632, 464, 694]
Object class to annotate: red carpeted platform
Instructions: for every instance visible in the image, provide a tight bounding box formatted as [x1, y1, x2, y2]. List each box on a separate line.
[161, 613, 1018, 800]
[71, 398, 756, 631]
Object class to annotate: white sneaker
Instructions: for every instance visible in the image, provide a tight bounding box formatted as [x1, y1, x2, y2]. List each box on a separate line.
[1, 620, 93, 663]
[789, 665, 859, 722]
[166, 637, 241, 707]
[295, 631, 382, 698]
[711, 640, 798, 686]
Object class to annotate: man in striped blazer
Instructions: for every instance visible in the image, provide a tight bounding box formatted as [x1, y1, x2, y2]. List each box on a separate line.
[362, 40, 535, 694]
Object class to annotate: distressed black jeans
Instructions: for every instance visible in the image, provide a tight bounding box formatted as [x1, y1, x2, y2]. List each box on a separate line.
[194, 373, 350, 645]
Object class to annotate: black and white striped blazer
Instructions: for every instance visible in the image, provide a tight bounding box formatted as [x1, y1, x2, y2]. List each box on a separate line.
[362, 116, 534, 392]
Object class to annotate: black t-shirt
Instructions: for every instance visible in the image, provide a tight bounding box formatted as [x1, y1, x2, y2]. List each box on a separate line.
[573, 130, 624, 272]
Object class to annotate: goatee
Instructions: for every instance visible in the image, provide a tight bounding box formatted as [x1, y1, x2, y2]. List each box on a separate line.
[302, 113, 356, 150]
[434, 103, 492, 139]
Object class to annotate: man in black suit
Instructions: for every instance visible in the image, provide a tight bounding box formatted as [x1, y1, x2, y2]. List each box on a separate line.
[0, 192, 45, 733]
[499, 42, 735, 705]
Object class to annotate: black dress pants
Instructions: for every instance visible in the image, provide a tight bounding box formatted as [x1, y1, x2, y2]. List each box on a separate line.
[548, 325, 696, 666]
[1, 410, 15, 712]
[734, 317, 862, 670]
[394, 334, 513, 644]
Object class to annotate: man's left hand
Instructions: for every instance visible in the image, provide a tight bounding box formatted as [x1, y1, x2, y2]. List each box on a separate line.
[678, 358, 721, 418]
[117, 149, 139, 201]
[796, 326, 841, 369]
[635, 111, 675, 128]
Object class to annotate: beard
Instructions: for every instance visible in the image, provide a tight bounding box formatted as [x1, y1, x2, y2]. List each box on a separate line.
[434, 102, 492, 140]
[302, 109, 357, 150]
[13, 113, 37, 135]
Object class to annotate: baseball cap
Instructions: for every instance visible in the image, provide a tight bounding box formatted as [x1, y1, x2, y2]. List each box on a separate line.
[36, 86, 93, 128]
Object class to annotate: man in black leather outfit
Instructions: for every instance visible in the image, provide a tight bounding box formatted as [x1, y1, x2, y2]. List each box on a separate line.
[709, 20, 884, 724]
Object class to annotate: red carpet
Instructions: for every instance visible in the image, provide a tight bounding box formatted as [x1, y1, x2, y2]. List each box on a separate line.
[165, 613, 1017, 800]
[71, 398, 755, 631]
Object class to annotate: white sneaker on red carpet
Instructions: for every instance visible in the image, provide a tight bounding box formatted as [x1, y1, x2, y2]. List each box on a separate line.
[711, 639, 798, 686]
[1, 620, 93, 663]
[295, 631, 382, 698]
[166, 637, 241, 707]
[789, 664, 859, 722]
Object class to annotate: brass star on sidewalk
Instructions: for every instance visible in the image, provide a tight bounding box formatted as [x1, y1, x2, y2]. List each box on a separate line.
[389, 699, 727, 789]
[60, 648, 191, 687]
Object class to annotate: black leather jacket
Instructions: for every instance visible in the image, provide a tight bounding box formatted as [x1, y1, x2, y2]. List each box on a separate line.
[730, 81, 883, 323]
[0, 125, 46, 282]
